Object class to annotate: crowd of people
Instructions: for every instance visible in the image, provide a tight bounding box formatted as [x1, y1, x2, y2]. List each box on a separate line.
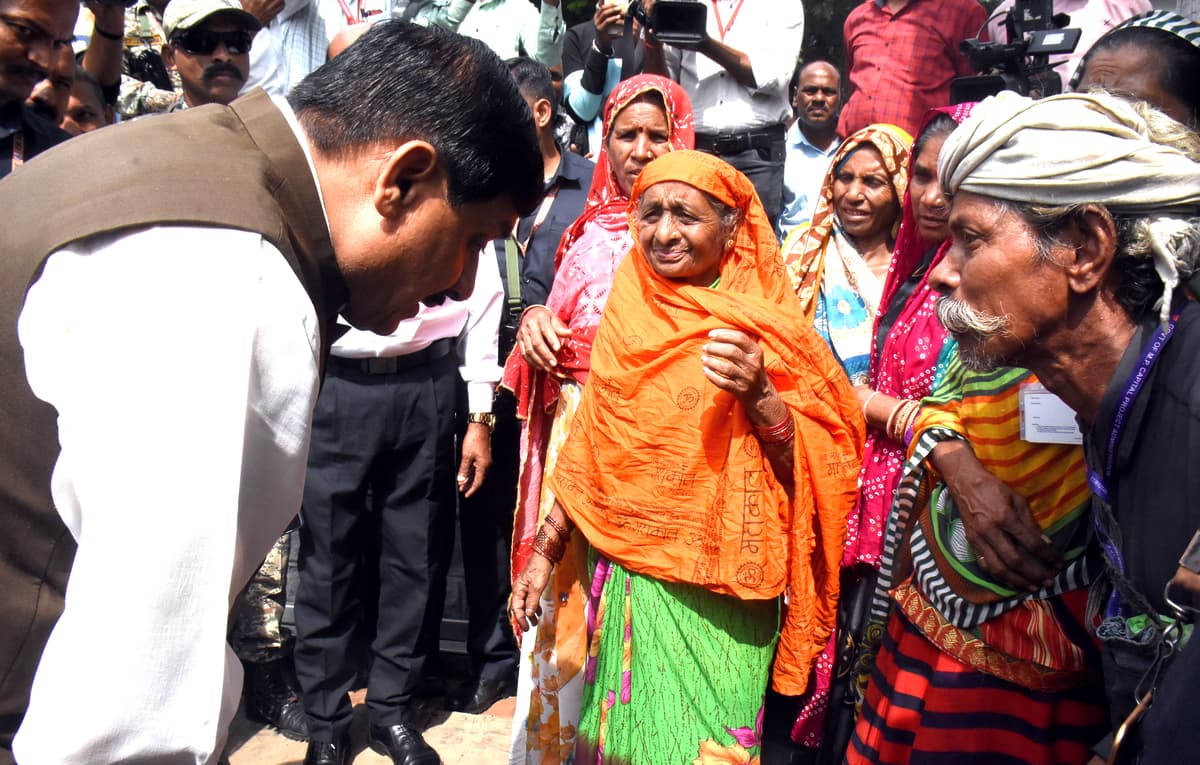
[1, 1, 1200, 765]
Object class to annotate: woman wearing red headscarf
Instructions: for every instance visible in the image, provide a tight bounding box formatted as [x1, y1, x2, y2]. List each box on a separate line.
[503, 73, 693, 764]
[783, 108, 967, 759]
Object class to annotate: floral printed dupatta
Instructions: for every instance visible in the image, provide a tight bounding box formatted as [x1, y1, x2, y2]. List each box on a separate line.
[782, 124, 912, 386]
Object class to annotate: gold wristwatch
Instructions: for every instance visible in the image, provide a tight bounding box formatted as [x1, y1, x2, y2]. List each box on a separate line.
[467, 412, 496, 433]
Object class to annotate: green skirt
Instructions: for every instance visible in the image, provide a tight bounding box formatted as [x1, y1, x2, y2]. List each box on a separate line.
[576, 555, 779, 765]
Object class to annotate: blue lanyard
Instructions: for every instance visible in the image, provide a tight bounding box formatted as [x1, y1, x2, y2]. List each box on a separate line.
[1086, 313, 1178, 616]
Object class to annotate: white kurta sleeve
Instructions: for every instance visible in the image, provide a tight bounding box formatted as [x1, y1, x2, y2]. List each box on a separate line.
[13, 226, 320, 765]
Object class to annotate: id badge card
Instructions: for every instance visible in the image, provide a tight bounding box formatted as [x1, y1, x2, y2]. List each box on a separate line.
[1019, 382, 1083, 445]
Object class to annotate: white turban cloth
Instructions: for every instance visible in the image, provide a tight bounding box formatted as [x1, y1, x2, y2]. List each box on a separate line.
[939, 91, 1200, 210]
[939, 91, 1200, 325]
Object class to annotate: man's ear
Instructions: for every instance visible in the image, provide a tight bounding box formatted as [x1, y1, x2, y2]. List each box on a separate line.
[533, 97, 554, 131]
[162, 44, 177, 72]
[373, 140, 440, 219]
[1063, 204, 1118, 296]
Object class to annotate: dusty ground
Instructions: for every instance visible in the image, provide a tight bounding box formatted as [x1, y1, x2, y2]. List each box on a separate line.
[226, 686, 515, 764]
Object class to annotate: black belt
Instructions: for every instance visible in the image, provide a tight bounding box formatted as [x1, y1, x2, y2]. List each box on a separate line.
[694, 123, 787, 156]
[329, 337, 454, 375]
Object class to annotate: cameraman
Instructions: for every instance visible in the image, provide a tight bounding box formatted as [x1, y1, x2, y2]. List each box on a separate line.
[985, 0, 1150, 83]
[641, 0, 803, 227]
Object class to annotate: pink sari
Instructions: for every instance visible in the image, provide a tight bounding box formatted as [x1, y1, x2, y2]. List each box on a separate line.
[791, 103, 975, 751]
[846, 102, 976, 568]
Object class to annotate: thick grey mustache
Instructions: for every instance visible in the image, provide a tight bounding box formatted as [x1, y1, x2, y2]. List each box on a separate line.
[936, 296, 1010, 336]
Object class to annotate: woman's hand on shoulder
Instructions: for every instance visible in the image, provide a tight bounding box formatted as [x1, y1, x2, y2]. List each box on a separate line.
[516, 305, 573, 375]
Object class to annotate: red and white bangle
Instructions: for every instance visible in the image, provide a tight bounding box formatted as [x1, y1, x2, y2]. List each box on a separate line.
[754, 413, 795, 445]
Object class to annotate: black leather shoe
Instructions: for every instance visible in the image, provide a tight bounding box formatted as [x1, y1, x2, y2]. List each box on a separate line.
[244, 658, 310, 741]
[302, 736, 351, 765]
[443, 674, 517, 715]
[368, 722, 441, 765]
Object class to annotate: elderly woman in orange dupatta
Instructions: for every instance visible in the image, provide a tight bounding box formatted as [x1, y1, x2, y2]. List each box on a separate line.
[502, 73, 694, 764]
[509, 150, 865, 765]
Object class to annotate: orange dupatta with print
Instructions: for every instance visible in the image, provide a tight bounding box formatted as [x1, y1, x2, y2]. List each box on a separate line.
[504, 74, 694, 590]
[544, 151, 866, 694]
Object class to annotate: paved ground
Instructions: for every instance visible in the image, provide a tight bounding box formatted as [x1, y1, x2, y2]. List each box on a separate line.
[226, 684, 515, 764]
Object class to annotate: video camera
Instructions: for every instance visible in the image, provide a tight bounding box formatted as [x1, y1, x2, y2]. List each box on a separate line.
[951, 0, 1081, 103]
[627, 0, 708, 47]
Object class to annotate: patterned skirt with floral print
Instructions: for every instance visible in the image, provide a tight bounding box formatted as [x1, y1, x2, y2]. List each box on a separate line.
[575, 555, 779, 765]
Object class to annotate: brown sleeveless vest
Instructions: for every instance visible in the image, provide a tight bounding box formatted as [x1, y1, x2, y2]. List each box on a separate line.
[0, 89, 345, 758]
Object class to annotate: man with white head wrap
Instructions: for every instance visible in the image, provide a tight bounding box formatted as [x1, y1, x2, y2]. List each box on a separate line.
[928, 90, 1200, 763]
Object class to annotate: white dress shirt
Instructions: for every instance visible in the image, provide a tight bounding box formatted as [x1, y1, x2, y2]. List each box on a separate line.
[663, 0, 805, 132]
[332, 248, 504, 413]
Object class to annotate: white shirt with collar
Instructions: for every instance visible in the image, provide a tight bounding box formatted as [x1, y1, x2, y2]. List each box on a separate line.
[332, 248, 504, 413]
[663, 0, 804, 132]
[14, 99, 325, 765]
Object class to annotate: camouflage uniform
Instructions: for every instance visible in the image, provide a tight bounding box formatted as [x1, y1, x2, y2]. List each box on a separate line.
[116, 1, 182, 119]
[229, 532, 291, 663]
[228, 530, 310, 739]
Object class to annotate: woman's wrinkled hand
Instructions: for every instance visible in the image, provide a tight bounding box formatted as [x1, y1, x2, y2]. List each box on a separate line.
[509, 552, 554, 632]
[701, 328, 790, 428]
[701, 328, 773, 407]
[516, 305, 573, 375]
[704, 328, 794, 485]
[931, 439, 1065, 591]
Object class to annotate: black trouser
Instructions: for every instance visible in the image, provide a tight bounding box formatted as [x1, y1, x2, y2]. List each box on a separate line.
[294, 345, 457, 741]
[456, 384, 520, 682]
[696, 126, 788, 227]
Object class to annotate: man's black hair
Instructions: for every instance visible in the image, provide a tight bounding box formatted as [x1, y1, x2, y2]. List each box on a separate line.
[72, 65, 105, 107]
[507, 55, 557, 122]
[289, 21, 543, 215]
[913, 112, 957, 162]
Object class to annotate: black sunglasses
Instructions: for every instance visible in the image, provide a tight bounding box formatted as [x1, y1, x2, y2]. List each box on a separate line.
[171, 29, 254, 56]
